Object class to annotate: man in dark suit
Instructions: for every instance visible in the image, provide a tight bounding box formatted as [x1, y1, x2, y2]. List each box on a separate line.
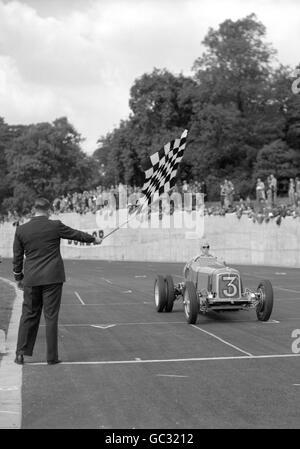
[13, 197, 101, 365]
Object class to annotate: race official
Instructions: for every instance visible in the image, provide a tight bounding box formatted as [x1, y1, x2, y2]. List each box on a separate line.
[13, 197, 102, 365]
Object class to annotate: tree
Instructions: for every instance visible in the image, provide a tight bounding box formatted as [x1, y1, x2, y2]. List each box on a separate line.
[192, 14, 276, 116]
[285, 64, 300, 150]
[0, 117, 10, 212]
[129, 68, 195, 135]
[0, 118, 26, 213]
[4, 117, 97, 213]
[254, 139, 300, 181]
[188, 14, 290, 198]
[95, 69, 196, 186]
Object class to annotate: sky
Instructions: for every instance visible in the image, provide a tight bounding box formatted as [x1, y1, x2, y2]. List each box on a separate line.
[0, 0, 299, 154]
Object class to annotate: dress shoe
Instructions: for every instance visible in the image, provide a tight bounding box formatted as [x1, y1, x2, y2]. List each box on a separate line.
[47, 359, 62, 365]
[14, 354, 24, 365]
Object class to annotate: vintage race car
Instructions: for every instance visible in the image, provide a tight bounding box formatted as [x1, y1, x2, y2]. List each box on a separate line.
[154, 256, 274, 324]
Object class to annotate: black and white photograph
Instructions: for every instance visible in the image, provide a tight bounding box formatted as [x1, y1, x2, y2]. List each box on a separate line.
[0, 0, 300, 434]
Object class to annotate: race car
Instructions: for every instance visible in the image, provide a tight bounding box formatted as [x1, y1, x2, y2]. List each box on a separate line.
[154, 256, 274, 324]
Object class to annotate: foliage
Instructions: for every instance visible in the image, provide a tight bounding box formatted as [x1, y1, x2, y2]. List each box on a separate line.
[2, 117, 98, 213]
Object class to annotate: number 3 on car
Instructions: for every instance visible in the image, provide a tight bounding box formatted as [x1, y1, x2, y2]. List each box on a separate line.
[219, 274, 240, 298]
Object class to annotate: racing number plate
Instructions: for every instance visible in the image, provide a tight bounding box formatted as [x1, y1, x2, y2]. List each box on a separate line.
[219, 274, 240, 299]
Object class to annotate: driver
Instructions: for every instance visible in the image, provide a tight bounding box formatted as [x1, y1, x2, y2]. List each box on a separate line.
[199, 241, 213, 257]
[193, 241, 226, 265]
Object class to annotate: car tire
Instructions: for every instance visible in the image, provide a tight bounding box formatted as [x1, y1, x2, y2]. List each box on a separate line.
[154, 275, 167, 312]
[184, 281, 199, 324]
[165, 275, 175, 312]
[256, 280, 274, 321]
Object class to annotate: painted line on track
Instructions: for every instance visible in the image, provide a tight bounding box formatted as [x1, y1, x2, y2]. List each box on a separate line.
[74, 291, 85, 306]
[28, 353, 300, 366]
[191, 325, 253, 357]
[40, 321, 185, 328]
[61, 301, 152, 306]
[156, 374, 189, 378]
[273, 286, 300, 295]
[0, 277, 23, 429]
[100, 278, 113, 284]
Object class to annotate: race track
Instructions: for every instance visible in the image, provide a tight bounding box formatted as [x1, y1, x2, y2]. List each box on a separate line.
[1, 259, 300, 428]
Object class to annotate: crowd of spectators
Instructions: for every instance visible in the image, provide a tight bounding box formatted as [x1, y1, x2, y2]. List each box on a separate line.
[0, 210, 29, 227]
[52, 185, 143, 215]
[1, 176, 300, 227]
[204, 174, 300, 225]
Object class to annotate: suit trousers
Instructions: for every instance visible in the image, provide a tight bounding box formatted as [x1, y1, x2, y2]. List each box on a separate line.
[16, 283, 63, 361]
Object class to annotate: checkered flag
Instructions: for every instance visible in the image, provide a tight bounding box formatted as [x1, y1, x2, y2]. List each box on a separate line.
[141, 129, 188, 204]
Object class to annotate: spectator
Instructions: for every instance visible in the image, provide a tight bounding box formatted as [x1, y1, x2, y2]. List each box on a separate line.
[256, 178, 266, 201]
[288, 178, 296, 206]
[269, 174, 277, 206]
[295, 177, 300, 206]
[182, 180, 189, 194]
[220, 181, 226, 208]
[226, 180, 235, 207]
[266, 176, 273, 208]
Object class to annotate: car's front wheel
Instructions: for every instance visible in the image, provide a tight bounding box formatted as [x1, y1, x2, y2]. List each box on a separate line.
[256, 280, 274, 321]
[184, 281, 199, 324]
[165, 275, 175, 312]
[154, 275, 167, 312]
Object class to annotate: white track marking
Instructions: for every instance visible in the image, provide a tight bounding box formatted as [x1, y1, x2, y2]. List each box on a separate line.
[242, 272, 266, 279]
[0, 277, 23, 429]
[191, 325, 253, 357]
[90, 324, 116, 329]
[134, 275, 147, 278]
[61, 301, 152, 306]
[275, 273, 286, 275]
[41, 321, 185, 327]
[273, 286, 300, 294]
[74, 291, 85, 306]
[100, 278, 112, 284]
[0, 387, 18, 391]
[263, 319, 280, 324]
[156, 374, 189, 378]
[29, 353, 300, 366]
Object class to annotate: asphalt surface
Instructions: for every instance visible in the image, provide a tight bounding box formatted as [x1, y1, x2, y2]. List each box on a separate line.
[0, 258, 300, 428]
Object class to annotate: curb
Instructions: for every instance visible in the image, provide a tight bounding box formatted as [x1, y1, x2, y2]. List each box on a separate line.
[0, 277, 23, 429]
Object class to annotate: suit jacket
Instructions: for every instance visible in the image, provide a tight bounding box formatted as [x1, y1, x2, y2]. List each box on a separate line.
[13, 216, 96, 286]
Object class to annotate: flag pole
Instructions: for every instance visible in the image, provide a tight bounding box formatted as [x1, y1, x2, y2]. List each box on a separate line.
[101, 197, 148, 241]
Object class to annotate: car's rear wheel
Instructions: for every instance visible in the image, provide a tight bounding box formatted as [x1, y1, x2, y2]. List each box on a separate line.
[256, 280, 274, 321]
[154, 275, 167, 312]
[165, 275, 175, 312]
[184, 281, 199, 324]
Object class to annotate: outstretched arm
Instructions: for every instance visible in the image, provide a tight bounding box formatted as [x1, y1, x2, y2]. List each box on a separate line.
[58, 221, 101, 244]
